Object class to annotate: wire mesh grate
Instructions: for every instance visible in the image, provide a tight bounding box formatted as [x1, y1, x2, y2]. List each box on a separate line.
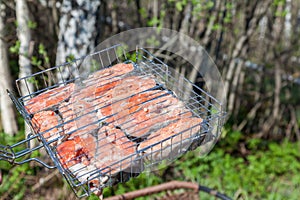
[0, 44, 225, 198]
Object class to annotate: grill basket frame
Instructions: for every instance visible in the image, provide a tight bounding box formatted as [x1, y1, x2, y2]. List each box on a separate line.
[0, 44, 225, 198]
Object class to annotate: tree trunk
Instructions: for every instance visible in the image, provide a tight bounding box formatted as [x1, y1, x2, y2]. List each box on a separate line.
[15, 0, 34, 137]
[260, 2, 285, 138]
[224, 0, 271, 115]
[0, 2, 18, 135]
[55, 0, 101, 81]
[15, 0, 33, 96]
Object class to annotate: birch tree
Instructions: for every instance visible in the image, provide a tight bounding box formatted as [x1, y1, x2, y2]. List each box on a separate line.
[15, 0, 33, 137]
[0, 2, 18, 135]
[56, 0, 101, 81]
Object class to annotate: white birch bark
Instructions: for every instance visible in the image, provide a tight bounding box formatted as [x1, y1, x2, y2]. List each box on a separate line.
[15, 0, 33, 137]
[0, 3, 18, 135]
[56, 0, 101, 81]
[15, 0, 33, 96]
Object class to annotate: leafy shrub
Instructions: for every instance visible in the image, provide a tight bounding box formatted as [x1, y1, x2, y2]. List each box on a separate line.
[1, 129, 299, 200]
[101, 131, 300, 200]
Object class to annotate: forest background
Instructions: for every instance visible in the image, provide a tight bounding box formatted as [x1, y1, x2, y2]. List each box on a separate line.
[0, 0, 299, 199]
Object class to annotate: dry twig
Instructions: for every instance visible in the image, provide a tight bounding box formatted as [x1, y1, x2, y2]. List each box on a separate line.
[104, 181, 198, 200]
[32, 170, 60, 192]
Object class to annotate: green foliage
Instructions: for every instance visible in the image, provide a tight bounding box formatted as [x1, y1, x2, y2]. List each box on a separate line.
[29, 43, 51, 70]
[224, 3, 234, 24]
[101, 133, 300, 200]
[27, 20, 37, 29]
[1, 127, 299, 199]
[9, 40, 21, 54]
[66, 54, 75, 63]
[102, 172, 163, 199]
[89, 59, 101, 72]
[205, 1, 214, 10]
[0, 131, 38, 200]
[0, 162, 30, 200]
[146, 6, 165, 30]
[139, 7, 147, 19]
[31, 56, 42, 66]
[275, 9, 288, 17]
[272, 0, 286, 6]
[146, 35, 160, 47]
[272, 0, 288, 17]
[27, 76, 39, 85]
[147, 17, 159, 26]
[15, 19, 37, 30]
[116, 44, 130, 62]
[38, 44, 50, 64]
[115, 44, 140, 63]
[175, 1, 187, 12]
[10, 40, 50, 71]
[212, 23, 222, 31]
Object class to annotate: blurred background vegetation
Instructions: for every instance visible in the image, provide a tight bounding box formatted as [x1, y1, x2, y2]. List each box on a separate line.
[0, 0, 299, 199]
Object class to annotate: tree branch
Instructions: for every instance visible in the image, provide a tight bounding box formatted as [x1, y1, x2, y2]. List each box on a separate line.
[104, 181, 198, 200]
[32, 170, 60, 192]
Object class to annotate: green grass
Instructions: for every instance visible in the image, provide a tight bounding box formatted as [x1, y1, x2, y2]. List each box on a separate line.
[1, 130, 300, 200]
[101, 131, 300, 200]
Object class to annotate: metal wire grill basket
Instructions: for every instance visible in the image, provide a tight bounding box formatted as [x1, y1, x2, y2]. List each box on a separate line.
[0, 44, 225, 198]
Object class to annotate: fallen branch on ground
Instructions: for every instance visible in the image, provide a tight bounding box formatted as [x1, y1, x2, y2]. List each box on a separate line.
[104, 181, 232, 200]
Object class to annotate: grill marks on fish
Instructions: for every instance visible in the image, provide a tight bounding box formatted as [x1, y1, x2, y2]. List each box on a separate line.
[26, 63, 135, 142]
[93, 124, 137, 174]
[78, 63, 135, 102]
[117, 91, 193, 139]
[94, 75, 157, 119]
[56, 124, 137, 190]
[84, 63, 135, 86]
[25, 83, 75, 114]
[138, 117, 203, 160]
[25, 63, 134, 114]
[105, 90, 168, 127]
[26, 63, 140, 191]
[31, 110, 63, 145]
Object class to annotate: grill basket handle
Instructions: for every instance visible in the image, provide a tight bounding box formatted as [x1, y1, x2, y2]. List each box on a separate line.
[0, 134, 56, 169]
